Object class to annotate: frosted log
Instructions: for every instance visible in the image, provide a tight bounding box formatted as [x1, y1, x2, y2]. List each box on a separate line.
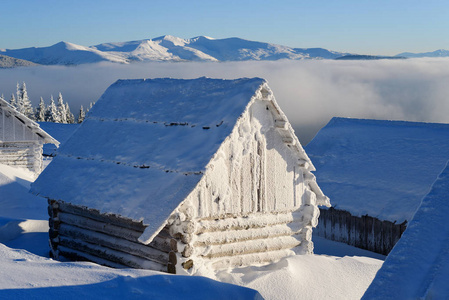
[196, 212, 302, 234]
[198, 235, 300, 259]
[194, 223, 303, 246]
[210, 249, 294, 270]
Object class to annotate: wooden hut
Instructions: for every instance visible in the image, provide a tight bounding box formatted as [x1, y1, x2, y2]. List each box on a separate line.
[306, 117, 449, 255]
[0, 97, 59, 176]
[31, 77, 329, 274]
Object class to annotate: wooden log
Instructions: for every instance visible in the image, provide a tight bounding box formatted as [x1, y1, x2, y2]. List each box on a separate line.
[182, 260, 193, 270]
[210, 248, 293, 270]
[169, 251, 177, 265]
[196, 212, 302, 234]
[167, 263, 176, 274]
[182, 244, 194, 258]
[59, 224, 169, 264]
[197, 236, 300, 259]
[58, 212, 171, 253]
[194, 223, 301, 246]
[57, 246, 128, 269]
[58, 237, 166, 271]
[57, 201, 146, 232]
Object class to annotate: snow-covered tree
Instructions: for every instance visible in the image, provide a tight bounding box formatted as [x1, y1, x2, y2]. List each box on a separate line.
[65, 102, 75, 124]
[87, 101, 95, 112]
[56, 93, 67, 123]
[15, 82, 22, 111]
[20, 82, 34, 119]
[35, 97, 47, 122]
[10, 94, 17, 109]
[45, 96, 58, 122]
[78, 105, 86, 123]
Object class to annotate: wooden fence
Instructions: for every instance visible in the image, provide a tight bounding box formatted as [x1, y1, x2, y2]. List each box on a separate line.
[315, 208, 407, 255]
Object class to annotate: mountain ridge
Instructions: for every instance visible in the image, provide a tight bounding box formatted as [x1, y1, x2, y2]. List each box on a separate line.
[0, 35, 350, 66]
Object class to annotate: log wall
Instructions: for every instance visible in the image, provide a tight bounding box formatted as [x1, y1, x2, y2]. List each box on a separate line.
[0, 141, 42, 173]
[315, 208, 407, 255]
[48, 200, 172, 272]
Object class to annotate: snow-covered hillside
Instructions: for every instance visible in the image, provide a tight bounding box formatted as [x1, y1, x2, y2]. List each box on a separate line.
[0, 54, 37, 68]
[1, 36, 349, 65]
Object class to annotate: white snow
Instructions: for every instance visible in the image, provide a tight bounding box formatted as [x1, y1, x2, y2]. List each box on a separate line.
[305, 117, 449, 223]
[37, 122, 80, 156]
[363, 160, 449, 299]
[0, 120, 383, 299]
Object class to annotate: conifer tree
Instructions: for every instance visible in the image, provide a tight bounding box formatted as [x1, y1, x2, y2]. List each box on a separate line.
[65, 102, 75, 124]
[78, 105, 86, 123]
[35, 97, 46, 122]
[15, 82, 22, 111]
[20, 82, 34, 119]
[56, 93, 67, 123]
[45, 96, 58, 122]
[10, 94, 17, 108]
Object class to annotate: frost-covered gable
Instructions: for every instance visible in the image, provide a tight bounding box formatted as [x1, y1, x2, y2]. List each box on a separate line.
[31, 77, 293, 236]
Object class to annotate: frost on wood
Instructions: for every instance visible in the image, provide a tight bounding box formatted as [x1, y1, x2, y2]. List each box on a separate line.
[33, 77, 328, 273]
[0, 97, 59, 176]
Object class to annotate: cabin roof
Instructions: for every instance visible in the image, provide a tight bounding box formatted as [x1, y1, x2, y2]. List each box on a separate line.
[31, 77, 317, 243]
[0, 97, 59, 145]
[363, 160, 449, 299]
[305, 117, 449, 223]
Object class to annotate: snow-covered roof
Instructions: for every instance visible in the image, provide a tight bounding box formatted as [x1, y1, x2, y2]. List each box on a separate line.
[31, 77, 313, 243]
[363, 161, 449, 299]
[0, 98, 59, 145]
[305, 117, 449, 223]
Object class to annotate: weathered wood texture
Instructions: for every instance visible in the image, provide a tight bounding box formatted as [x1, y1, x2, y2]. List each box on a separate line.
[0, 141, 42, 173]
[316, 208, 407, 255]
[48, 200, 170, 272]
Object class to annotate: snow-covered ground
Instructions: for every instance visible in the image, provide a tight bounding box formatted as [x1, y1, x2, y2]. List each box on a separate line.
[0, 160, 383, 299]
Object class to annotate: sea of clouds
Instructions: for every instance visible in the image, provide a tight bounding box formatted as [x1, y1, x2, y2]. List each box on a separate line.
[1, 58, 449, 144]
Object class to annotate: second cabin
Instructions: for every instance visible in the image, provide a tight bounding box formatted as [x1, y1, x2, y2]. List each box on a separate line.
[31, 77, 329, 274]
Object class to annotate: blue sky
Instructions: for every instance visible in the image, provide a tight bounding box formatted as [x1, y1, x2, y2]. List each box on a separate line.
[1, 0, 448, 55]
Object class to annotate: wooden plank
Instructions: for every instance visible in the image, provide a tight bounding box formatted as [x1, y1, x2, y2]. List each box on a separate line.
[316, 208, 406, 255]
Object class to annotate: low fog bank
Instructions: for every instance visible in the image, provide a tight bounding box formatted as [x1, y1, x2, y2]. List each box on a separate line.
[1, 58, 449, 145]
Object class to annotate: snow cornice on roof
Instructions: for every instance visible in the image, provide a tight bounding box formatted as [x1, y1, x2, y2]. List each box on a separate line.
[0, 97, 59, 146]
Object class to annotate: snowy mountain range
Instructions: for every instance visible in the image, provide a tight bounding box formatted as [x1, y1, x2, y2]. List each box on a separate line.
[2, 36, 449, 66]
[396, 49, 449, 58]
[0, 35, 350, 65]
